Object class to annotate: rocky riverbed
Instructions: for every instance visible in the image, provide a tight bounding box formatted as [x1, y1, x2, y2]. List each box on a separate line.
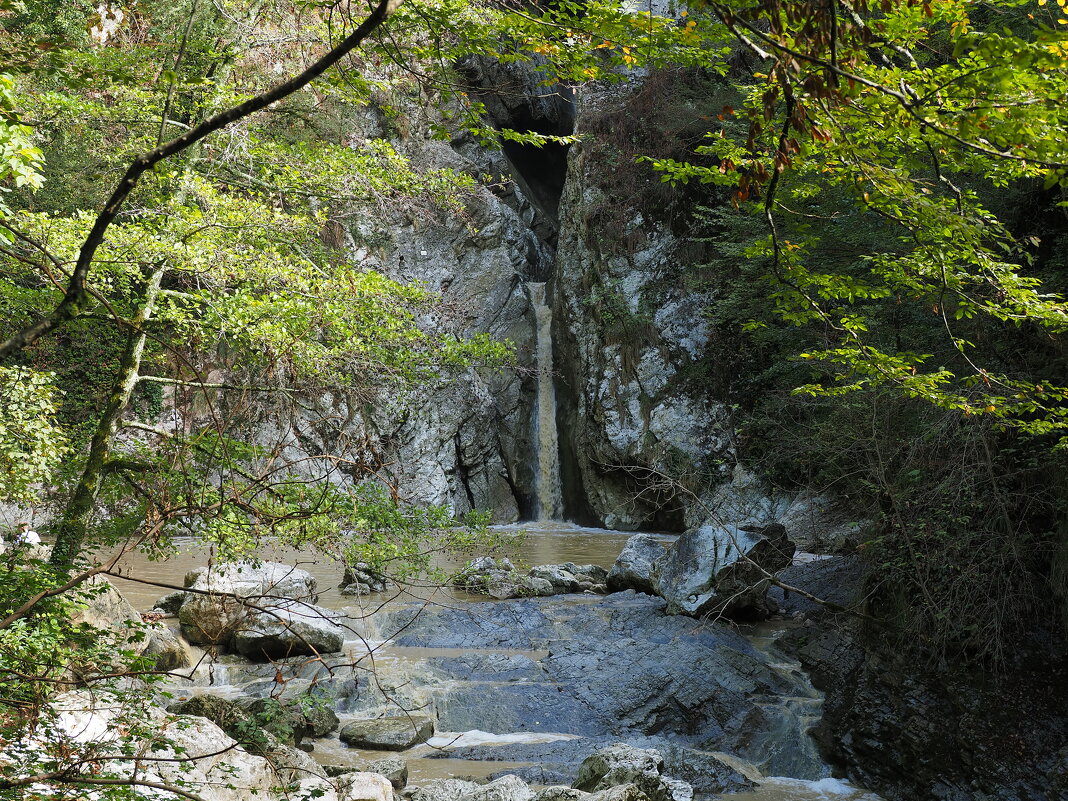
[58, 523, 883, 801]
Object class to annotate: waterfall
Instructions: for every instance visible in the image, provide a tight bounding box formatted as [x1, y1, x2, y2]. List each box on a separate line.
[529, 282, 563, 520]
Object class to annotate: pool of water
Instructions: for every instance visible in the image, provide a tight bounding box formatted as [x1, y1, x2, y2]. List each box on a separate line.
[105, 521, 670, 611]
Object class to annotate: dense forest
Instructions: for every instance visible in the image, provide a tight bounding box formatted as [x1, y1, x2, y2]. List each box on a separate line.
[0, 1, 1067, 800]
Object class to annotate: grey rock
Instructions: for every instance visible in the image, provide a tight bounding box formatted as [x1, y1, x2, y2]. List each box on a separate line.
[456, 557, 556, 599]
[655, 523, 795, 619]
[231, 599, 345, 660]
[553, 126, 737, 530]
[339, 715, 434, 750]
[366, 755, 408, 788]
[427, 738, 750, 796]
[55, 692, 280, 796]
[411, 779, 481, 801]
[464, 775, 534, 801]
[167, 694, 322, 780]
[342, 562, 393, 594]
[178, 561, 318, 646]
[608, 535, 668, 595]
[534, 789, 590, 801]
[387, 592, 812, 763]
[428, 652, 544, 683]
[325, 755, 409, 788]
[528, 563, 609, 594]
[658, 778, 692, 801]
[288, 694, 341, 737]
[341, 582, 375, 596]
[586, 786, 652, 801]
[767, 556, 865, 618]
[574, 744, 664, 792]
[168, 695, 251, 734]
[574, 744, 691, 801]
[653, 745, 752, 795]
[237, 697, 306, 746]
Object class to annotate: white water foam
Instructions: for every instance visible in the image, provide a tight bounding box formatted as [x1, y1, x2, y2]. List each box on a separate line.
[426, 730, 579, 748]
[719, 776, 883, 801]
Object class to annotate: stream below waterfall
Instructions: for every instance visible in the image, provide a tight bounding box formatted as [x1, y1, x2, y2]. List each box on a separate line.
[113, 522, 882, 801]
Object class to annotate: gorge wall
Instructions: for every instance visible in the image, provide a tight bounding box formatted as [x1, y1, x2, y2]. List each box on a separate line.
[233, 60, 763, 532]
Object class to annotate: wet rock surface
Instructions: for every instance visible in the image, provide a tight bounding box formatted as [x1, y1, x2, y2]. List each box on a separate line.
[378, 592, 815, 779]
[767, 556, 866, 617]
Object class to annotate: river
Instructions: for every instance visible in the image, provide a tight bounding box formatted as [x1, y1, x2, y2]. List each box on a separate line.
[109, 521, 881, 801]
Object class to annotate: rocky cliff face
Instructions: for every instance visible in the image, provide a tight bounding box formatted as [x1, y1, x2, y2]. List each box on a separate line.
[552, 80, 738, 531]
[191, 98, 550, 523]
[225, 64, 755, 529]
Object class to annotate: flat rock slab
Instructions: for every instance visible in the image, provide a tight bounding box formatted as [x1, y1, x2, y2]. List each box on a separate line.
[339, 715, 434, 750]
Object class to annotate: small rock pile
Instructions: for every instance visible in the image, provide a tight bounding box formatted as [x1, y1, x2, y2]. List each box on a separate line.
[453, 558, 608, 600]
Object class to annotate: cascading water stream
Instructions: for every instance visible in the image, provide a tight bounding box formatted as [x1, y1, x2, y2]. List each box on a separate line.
[528, 282, 564, 520]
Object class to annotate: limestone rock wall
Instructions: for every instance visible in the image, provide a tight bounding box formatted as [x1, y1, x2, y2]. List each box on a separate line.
[552, 84, 737, 531]
[198, 103, 549, 522]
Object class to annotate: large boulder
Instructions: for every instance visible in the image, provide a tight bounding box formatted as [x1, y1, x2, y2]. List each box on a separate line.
[339, 715, 434, 750]
[178, 561, 319, 646]
[607, 535, 668, 595]
[654, 523, 795, 618]
[230, 599, 346, 659]
[43, 691, 283, 800]
[168, 694, 320, 780]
